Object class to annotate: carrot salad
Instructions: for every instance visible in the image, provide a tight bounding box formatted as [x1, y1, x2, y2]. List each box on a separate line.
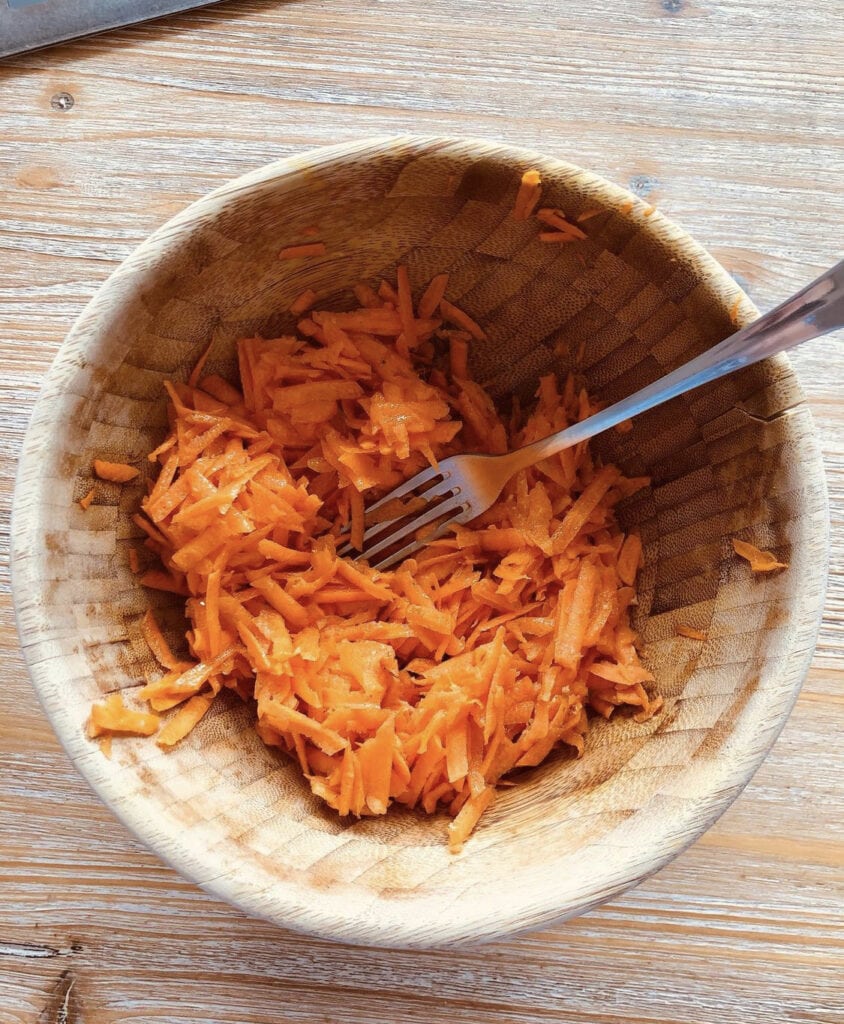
[89, 267, 663, 852]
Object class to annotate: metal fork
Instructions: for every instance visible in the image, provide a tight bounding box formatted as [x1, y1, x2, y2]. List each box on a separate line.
[339, 259, 844, 570]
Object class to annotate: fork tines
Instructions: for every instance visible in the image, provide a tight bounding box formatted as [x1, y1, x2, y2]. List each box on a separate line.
[336, 464, 464, 569]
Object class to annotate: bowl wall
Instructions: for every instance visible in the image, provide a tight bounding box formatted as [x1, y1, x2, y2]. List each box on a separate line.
[11, 136, 828, 947]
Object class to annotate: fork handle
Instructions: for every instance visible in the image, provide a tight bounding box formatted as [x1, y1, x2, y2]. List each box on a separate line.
[506, 258, 844, 473]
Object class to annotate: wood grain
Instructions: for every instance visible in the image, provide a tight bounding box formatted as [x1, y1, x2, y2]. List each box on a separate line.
[0, 0, 842, 1021]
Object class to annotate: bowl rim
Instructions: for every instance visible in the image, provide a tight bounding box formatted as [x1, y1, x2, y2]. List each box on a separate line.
[10, 134, 830, 948]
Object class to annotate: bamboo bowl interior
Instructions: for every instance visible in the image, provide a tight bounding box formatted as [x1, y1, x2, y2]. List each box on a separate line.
[11, 136, 828, 948]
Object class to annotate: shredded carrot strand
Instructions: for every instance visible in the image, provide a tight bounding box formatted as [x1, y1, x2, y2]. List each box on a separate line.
[395, 265, 417, 351]
[732, 537, 788, 572]
[279, 242, 327, 260]
[418, 273, 449, 319]
[677, 625, 707, 641]
[94, 460, 139, 483]
[188, 339, 213, 388]
[513, 169, 542, 221]
[290, 288, 318, 316]
[439, 299, 486, 341]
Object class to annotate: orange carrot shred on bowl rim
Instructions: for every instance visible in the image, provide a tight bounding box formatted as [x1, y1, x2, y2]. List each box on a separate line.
[279, 242, 327, 260]
[290, 288, 318, 316]
[439, 298, 486, 341]
[512, 169, 542, 221]
[115, 270, 659, 850]
[94, 459, 139, 483]
[732, 537, 788, 572]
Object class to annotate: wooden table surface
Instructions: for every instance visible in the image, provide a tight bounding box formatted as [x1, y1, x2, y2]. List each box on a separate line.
[1, 1, 842, 1022]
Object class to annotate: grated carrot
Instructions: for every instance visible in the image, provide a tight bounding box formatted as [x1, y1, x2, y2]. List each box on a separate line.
[290, 288, 318, 316]
[279, 242, 327, 260]
[449, 334, 470, 380]
[79, 487, 95, 511]
[535, 208, 587, 239]
[617, 534, 642, 587]
[157, 694, 213, 747]
[94, 460, 139, 483]
[395, 265, 417, 352]
[112, 270, 657, 851]
[188, 339, 213, 388]
[439, 299, 487, 341]
[732, 537, 788, 572]
[140, 609, 186, 671]
[539, 231, 581, 244]
[513, 169, 542, 221]
[128, 547, 141, 573]
[418, 273, 449, 319]
[677, 624, 707, 641]
[88, 692, 159, 738]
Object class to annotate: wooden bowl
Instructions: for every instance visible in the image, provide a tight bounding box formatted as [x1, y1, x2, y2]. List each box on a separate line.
[11, 136, 828, 948]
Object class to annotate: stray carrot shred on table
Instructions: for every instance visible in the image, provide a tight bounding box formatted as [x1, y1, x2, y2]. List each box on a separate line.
[79, 488, 95, 511]
[100, 266, 659, 852]
[128, 547, 141, 574]
[732, 538, 788, 572]
[93, 460, 139, 483]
